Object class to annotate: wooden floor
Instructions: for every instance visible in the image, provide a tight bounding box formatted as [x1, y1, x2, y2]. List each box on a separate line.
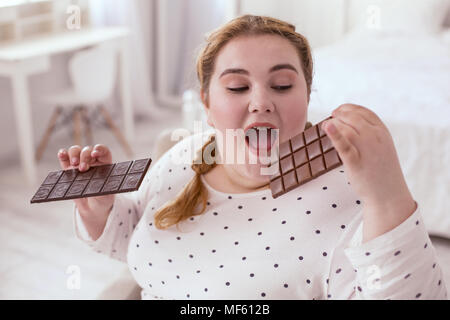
[0, 110, 181, 299]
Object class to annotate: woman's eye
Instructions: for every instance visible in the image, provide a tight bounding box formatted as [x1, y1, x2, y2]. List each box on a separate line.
[272, 85, 292, 91]
[227, 87, 249, 92]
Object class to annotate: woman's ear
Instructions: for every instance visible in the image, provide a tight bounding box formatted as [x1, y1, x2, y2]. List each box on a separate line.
[200, 88, 206, 104]
[200, 89, 215, 128]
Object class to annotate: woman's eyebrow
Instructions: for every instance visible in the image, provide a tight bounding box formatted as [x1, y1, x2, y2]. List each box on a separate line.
[269, 63, 298, 74]
[219, 64, 298, 78]
[219, 68, 249, 78]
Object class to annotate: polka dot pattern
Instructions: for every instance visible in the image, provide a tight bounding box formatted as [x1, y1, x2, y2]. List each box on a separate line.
[75, 133, 445, 300]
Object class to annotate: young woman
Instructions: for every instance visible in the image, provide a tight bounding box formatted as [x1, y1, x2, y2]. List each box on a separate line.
[58, 15, 447, 300]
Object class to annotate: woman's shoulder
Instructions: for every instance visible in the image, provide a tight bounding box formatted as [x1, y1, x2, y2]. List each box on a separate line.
[156, 128, 214, 169]
[147, 129, 214, 190]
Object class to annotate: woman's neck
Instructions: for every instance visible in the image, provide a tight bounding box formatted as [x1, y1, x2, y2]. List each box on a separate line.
[203, 164, 269, 194]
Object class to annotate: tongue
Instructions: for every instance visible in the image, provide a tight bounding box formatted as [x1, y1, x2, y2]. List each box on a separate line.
[248, 129, 273, 150]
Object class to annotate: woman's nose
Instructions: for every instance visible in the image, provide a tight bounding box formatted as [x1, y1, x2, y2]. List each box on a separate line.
[248, 89, 275, 113]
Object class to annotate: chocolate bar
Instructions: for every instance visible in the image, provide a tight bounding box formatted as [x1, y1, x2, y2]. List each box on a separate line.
[30, 158, 152, 203]
[269, 117, 342, 198]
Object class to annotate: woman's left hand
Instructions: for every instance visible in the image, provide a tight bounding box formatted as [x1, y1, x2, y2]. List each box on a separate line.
[321, 104, 417, 242]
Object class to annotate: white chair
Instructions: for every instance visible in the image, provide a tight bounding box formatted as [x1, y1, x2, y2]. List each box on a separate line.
[35, 42, 133, 161]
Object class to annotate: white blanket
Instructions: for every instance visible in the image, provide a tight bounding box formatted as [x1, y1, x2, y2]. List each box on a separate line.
[308, 32, 450, 238]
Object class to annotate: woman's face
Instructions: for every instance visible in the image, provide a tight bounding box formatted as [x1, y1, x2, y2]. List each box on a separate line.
[203, 34, 309, 185]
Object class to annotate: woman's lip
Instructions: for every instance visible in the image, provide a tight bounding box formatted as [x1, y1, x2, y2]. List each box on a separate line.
[244, 122, 278, 132]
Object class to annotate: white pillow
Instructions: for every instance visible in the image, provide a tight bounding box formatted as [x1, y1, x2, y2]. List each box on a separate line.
[349, 0, 450, 37]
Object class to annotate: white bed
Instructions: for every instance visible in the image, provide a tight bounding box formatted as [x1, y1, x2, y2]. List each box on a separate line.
[308, 27, 450, 239]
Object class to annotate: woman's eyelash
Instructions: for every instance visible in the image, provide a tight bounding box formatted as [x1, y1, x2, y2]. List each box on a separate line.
[227, 85, 292, 92]
[272, 85, 292, 91]
[227, 87, 248, 92]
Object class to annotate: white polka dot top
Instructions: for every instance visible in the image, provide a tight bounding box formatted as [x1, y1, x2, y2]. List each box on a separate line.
[73, 130, 447, 300]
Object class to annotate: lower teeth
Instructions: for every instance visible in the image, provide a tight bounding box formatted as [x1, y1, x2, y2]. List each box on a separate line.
[245, 128, 277, 149]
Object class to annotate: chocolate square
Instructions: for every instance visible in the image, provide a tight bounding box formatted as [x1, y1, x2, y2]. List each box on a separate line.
[111, 161, 132, 176]
[129, 159, 151, 173]
[120, 173, 143, 191]
[290, 134, 305, 152]
[307, 140, 322, 160]
[280, 156, 294, 174]
[83, 179, 106, 196]
[293, 149, 308, 167]
[48, 182, 72, 200]
[102, 175, 125, 193]
[75, 167, 96, 180]
[31, 185, 54, 202]
[66, 180, 89, 198]
[59, 169, 78, 183]
[279, 141, 292, 159]
[320, 136, 333, 153]
[93, 164, 114, 179]
[304, 125, 319, 144]
[42, 171, 63, 185]
[282, 170, 298, 191]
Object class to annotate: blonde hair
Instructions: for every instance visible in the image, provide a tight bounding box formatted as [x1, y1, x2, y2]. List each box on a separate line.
[154, 15, 314, 230]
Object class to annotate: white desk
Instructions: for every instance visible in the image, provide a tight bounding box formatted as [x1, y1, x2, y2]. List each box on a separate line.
[0, 27, 134, 186]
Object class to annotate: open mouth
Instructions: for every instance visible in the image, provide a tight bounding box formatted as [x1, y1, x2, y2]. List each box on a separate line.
[244, 126, 278, 156]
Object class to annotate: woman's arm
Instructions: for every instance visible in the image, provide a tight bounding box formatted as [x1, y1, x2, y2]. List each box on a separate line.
[327, 204, 447, 300]
[322, 104, 447, 299]
[321, 104, 416, 242]
[73, 158, 163, 262]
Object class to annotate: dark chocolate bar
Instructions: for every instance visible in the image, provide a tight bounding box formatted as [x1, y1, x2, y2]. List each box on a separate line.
[30, 158, 152, 203]
[269, 117, 342, 198]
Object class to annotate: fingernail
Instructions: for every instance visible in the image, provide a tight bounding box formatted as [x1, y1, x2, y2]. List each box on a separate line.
[72, 157, 79, 165]
[79, 162, 85, 171]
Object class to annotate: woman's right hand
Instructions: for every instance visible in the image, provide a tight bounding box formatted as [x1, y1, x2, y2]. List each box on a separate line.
[57, 144, 115, 220]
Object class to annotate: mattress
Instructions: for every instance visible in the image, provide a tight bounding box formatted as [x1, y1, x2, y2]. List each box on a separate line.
[308, 32, 450, 238]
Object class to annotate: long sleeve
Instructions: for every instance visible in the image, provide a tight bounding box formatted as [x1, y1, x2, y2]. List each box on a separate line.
[328, 204, 448, 300]
[72, 158, 164, 263]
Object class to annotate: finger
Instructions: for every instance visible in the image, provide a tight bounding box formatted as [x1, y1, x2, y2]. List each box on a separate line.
[331, 110, 366, 135]
[68, 145, 82, 167]
[57, 148, 71, 170]
[91, 144, 112, 164]
[322, 117, 359, 144]
[322, 119, 360, 165]
[79, 146, 93, 172]
[73, 198, 89, 212]
[333, 104, 380, 126]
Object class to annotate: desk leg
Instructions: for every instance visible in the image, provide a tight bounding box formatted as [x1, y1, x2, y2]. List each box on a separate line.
[118, 39, 134, 145]
[11, 72, 37, 186]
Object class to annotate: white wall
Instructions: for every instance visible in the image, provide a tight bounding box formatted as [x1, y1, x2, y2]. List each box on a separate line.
[0, 54, 73, 165]
[240, 0, 347, 49]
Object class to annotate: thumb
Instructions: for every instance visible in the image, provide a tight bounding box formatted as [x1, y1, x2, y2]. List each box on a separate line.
[74, 198, 89, 213]
[322, 119, 359, 165]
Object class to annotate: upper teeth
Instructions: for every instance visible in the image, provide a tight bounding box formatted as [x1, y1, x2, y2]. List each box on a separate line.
[252, 126, 271, 130]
